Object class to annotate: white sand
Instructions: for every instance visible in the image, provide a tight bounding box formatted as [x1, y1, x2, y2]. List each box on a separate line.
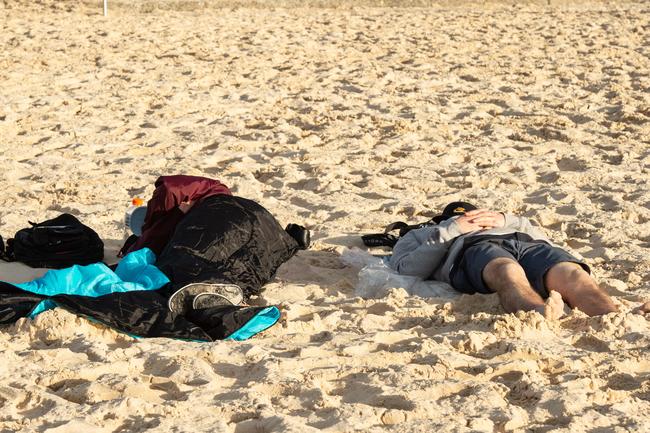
[1, 1, 649, 431]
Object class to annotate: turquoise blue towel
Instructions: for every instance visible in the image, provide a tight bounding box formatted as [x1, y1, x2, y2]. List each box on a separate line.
[225, 306, 281, 341]
[8, 248, 169, 318]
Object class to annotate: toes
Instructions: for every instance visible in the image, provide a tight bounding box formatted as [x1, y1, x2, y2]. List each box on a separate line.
[633, 301, 650, 316]
[544, 290, 565, 320]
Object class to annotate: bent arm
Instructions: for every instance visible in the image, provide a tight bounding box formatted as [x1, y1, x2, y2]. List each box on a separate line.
[503, 214, 549, 241]
[389, 219, 464, 279]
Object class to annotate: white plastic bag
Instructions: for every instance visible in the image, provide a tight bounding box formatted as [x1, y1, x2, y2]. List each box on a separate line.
[340, 248, 458, 299]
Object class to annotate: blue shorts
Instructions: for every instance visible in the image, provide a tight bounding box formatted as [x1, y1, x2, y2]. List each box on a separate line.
[449, 235, 589, 298]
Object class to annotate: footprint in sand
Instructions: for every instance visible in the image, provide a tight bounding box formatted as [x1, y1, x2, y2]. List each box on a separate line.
[556, 156, 588, 172]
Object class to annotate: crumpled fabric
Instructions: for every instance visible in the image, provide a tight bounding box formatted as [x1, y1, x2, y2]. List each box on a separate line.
[12, 248, 169, 316]
[123, 175, 232, 255]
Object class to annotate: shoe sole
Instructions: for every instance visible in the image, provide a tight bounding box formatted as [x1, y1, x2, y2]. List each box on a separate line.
[192, 292, 235, 309]
[168, 283, 244, 314]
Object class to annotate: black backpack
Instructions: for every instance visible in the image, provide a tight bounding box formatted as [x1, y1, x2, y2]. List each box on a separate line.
[3, 214, 104, 269]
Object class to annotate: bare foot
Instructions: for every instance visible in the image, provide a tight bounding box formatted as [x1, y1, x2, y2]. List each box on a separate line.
[632, 301, 650, 317]
[543, 290, 565, 320]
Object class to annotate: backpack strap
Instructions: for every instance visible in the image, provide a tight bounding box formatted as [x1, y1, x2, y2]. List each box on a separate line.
[383, 221, 409, 234]
[361, 218, 436, 248]
[361, 233, 399, 248]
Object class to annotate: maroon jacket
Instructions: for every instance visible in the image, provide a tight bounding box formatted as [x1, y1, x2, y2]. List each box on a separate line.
[123, 175, 231, 256]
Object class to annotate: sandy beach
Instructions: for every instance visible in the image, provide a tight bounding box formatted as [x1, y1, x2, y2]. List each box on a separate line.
[1, 1, 649, 431]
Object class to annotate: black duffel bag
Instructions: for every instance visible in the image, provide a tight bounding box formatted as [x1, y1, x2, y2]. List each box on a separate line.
[4, 214, 104, 269]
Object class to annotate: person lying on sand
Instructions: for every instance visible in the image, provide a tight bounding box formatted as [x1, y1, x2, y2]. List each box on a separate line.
[389, 201, 650, 319]
[121, 175, 310, 315]
[156, 193, 309, 314]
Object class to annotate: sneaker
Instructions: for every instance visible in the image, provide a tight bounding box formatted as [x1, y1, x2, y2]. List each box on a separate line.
[192, 292, 234, 310]
[168, 283, 244, 315]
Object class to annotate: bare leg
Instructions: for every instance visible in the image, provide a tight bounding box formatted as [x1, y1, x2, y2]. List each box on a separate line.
[483, 258, 564, 320]
[544, 262, 617, 316]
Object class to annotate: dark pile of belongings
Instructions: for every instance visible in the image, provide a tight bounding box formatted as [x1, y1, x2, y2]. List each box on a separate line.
[0, 175, 307, 341]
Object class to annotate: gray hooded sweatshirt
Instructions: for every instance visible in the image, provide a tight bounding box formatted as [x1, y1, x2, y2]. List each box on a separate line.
[389, 214, 551, 283]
